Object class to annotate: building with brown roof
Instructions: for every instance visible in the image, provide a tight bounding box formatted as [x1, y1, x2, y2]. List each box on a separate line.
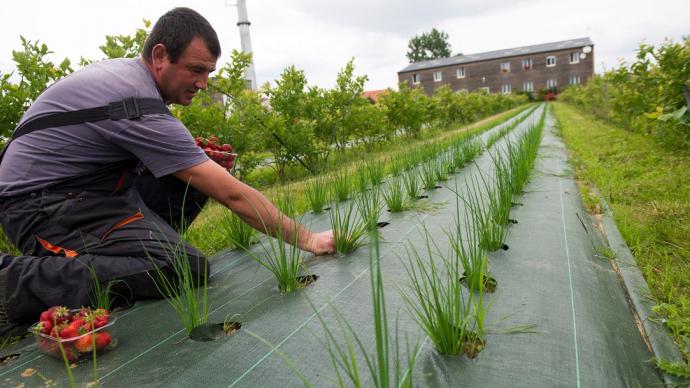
[398, 37, 594, 96]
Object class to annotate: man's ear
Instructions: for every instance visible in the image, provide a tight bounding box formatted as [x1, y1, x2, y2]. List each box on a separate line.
[150, 43, 169, 69]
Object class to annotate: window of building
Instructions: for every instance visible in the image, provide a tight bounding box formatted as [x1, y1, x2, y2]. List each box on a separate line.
[501, 84, 512, 94]
[546, 79, 558, 88]
[500, 62, 510, 73]
[569, 52, 580, 64]
[523, 81, 534, 92]
[479, 86, 490, 93]
[412, 74, 420, 84]
[456, 67, 465, 78]
[569, 75, 581, 85]
[546, 56, 557, 67]
[522, 58, 533, 70]
[433, 71, 442, 82]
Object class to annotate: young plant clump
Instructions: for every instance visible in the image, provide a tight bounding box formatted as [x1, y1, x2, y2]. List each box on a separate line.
[460, 174, 509, 251]
[420, 161, 438, 191]
[221, 209, 257, 250]
[446, 190, 495, 293]
[382, 176, 406, 213]
[402, 169, 422, 201]
[400, 226, 487, 356]
[330, 201, 368, 254]
[147, 236, 210, 335]
[305, 174, 330, 213]
[356, 186, 383, 231]
[331, 170, 353, 202]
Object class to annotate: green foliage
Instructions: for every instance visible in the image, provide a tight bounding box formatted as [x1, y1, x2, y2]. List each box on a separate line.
[264, 66, 326, 177]
[406, 28, 452, 63]
[554, 102, 690, 378]
[97, 19, 151, 60]
[0, 37, 73, 142]
[561, 37, 690, 148]
[379, 83, 429, 138]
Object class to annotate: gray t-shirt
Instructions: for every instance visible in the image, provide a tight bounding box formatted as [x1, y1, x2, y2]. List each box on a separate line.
[0, 58, 208, 196]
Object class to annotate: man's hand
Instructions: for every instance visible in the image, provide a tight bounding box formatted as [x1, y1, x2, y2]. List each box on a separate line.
[306, 230, 335, 255]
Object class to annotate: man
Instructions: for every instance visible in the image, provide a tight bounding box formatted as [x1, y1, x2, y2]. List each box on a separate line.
[0, 7, 334, 337]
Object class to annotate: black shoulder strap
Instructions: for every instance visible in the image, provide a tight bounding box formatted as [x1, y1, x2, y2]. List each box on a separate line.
[0, 97, 172, 163]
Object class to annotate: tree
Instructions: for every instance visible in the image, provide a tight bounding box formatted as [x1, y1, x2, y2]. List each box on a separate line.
[406, 28, 452, 63]
[0, 37, 73, 142]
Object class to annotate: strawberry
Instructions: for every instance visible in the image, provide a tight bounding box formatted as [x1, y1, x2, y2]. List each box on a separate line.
[76, 307, 91, 319]
[90, 308, 110, 329]
[74, 334, 94, 353]
[59, 325, 78, 339]
[50, 322, 67, 338]
[220, 144, 231, 152]
[94, 332, 112, 350]
[39, 306, 71, 324]
[34, 320, 53, 335]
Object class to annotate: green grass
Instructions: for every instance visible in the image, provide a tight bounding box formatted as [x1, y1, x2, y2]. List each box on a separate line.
[553, 101, 690, 376]
[219, 208, 257, 250]
[305, 174, 329, 214]
[400, 226, 486, 356]
[245, 214, 306, 293]
[382, 177, 406, 213]
[356, 186, 383, 231]
[330, 201, 368, 255]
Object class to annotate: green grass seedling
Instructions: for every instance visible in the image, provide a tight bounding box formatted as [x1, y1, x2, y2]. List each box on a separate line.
[433, 159, 448, 182]
[305, 174, 329, 213]
[330, 201, 368, 254]
[356, 186, 383, 231]
[367, 161, 386, 187]
[332, 170, 353, 202]
[400, 226, 479, 356]
[455, 138, 483, 168]
[247, 214, 306, 293]
[490, 152, 515, 226]
[356, 162, 370, 194]
[314, 233, 420, 387]
[402, 169, 422, 200]
[146, 234, 210, 334]
[445, 191, 493, 293]
[382, 176, 406, 213]
[420, 161, 438, 191]
[460, 173, 509, 251]
[220, 209, 257, 249]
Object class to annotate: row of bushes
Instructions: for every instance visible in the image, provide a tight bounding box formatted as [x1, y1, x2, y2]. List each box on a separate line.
[560, 37, 690, 149]
[0, 24, 527, 182]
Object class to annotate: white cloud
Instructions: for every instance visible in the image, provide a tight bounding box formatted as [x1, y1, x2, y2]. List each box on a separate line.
[0, 0, 688, 91]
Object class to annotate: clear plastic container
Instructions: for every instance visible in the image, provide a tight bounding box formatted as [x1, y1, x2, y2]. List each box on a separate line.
[209, 151, 237, 170]
[30, 315, 117, 361]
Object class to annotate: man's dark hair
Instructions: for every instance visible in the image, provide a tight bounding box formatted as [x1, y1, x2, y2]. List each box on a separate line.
[143, 7, 221, 63]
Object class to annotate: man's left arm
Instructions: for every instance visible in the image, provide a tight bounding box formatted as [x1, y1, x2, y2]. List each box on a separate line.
[174, 160, 334, 255]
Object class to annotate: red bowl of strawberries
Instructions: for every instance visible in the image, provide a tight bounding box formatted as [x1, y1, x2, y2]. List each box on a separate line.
[195, 135, 237, 170]
[29, 306, 116, 361]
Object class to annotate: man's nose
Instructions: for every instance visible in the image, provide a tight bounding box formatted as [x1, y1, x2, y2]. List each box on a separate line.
[195, 76, 208, 90]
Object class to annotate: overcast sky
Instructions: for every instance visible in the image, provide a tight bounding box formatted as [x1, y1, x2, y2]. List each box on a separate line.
[1, 0, 688, 91]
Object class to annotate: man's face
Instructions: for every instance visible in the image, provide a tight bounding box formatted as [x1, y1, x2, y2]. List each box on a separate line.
[156, 37, 217, 105]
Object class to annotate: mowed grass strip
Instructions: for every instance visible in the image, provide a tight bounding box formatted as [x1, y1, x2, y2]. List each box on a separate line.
[552, 102, 690, 372]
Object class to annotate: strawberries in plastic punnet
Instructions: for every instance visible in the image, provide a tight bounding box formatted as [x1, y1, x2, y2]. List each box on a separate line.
[194, 135, 236, 170]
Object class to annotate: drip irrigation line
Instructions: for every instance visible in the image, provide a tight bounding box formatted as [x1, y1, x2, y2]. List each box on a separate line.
[207, 83, 315, 175]
[559, 180, 582, 388]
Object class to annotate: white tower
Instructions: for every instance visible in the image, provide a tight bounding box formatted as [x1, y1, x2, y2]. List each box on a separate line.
[236, 0, 257, 90]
